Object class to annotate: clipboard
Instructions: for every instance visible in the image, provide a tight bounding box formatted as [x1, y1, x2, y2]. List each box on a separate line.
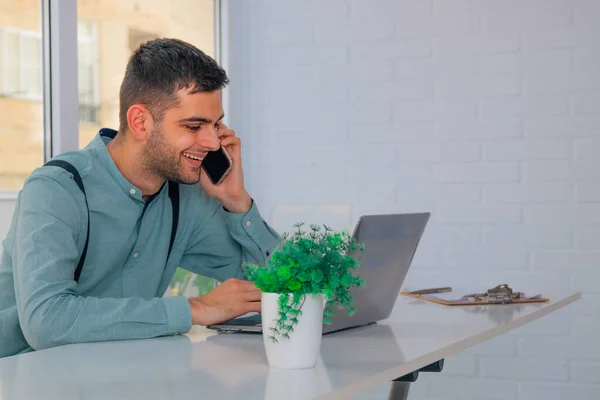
[400, 286, 549, 306]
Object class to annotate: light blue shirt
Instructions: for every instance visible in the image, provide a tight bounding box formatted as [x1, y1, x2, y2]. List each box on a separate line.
[0, 129, 280, 358]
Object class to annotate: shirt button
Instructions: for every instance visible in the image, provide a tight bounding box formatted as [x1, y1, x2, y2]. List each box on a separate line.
[133, 252, 139, 258]
[245, 220, 252, 227]
[130, 188, 136, 195]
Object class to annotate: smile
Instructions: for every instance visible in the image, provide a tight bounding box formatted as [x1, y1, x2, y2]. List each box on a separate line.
[182, 152, 204, 161]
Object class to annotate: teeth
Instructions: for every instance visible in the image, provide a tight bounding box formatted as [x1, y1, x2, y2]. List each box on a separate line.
[183, 152, 203, 161]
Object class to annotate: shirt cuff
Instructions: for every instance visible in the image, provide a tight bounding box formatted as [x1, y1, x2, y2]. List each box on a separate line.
[162, 296, 192, 335]
[225, 200, 268, 244]
[225, 200, 280, 274]
[225, 198, 257, 224]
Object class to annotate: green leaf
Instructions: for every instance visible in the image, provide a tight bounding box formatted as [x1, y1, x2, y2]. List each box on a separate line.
[276, 266, 291, 280]
[310, 269, 324, 283]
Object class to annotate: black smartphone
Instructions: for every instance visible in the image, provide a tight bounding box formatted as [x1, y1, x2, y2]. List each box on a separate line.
[202, 147, 233, 185]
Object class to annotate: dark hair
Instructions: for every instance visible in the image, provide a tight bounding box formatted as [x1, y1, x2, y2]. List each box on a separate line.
[118, 38, 229, 133]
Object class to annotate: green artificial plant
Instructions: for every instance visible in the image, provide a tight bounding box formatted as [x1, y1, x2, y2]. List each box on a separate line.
[244, 223, 365, 342]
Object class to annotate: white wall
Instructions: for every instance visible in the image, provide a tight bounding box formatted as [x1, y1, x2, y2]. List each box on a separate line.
[226, 0, 600, 398]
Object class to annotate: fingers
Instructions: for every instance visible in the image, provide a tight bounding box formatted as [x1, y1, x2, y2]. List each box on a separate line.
[219, 136, 240, 148]
[242, 288, 262, 302]
[242, 301, 261, 314]
[217, 127, 240, 151]
[223, 279, 261, 301]
[196, 281, 262, 322]
[240, 280, 258, 289]
[217, 126, 235, 139]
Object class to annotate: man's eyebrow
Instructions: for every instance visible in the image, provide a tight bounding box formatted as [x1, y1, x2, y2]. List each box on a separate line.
[177, 116, 211, 124]
[178, 114, 225, 124]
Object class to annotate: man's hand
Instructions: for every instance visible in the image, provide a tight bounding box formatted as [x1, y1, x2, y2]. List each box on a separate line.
[200, 123, 252, 214]
[187, 278, 261, 326]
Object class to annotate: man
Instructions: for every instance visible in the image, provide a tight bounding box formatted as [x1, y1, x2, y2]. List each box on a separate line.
[0, 38, 280, 358]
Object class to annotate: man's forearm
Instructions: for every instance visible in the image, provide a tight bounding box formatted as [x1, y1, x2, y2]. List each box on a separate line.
[180, 199, 281, 281]
[18, 294, 191, 350]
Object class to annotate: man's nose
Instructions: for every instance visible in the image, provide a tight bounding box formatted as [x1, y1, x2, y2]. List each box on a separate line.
[199, 127, 221, 151]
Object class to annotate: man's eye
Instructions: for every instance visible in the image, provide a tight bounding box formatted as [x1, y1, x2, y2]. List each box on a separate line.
[215, 123, 221, 130]
[185, 125, 201, 132]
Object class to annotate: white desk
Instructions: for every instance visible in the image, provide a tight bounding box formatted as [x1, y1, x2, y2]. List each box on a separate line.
[0, 292, 580, 400]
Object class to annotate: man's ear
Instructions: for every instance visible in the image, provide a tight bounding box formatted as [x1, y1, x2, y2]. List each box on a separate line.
[126, 104, 152, 140]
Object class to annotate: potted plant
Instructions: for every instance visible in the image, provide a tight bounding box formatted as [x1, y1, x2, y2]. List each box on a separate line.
[244, 223, 365, 369]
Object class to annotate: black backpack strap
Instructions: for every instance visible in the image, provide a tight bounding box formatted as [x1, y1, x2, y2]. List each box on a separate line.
[44, 160, 89, 282]
[44, 162, 178, 278]
[167, 181, 179, 259]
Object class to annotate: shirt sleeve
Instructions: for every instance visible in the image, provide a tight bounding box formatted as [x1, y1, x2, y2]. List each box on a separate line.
[12, 172, 192, 351]
[179, 197, 281, 282]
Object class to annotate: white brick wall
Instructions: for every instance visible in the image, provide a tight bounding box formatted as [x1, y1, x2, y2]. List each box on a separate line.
[226, 0, 600, 398]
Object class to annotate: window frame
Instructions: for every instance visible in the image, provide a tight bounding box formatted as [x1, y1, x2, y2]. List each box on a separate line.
[216, 0, 231, 121]
[77, 19, 100, 125]
[41, 0, 80, 164]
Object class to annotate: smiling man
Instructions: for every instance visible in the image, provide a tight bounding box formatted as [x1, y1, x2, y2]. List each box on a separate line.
[0, 38, 280, 358]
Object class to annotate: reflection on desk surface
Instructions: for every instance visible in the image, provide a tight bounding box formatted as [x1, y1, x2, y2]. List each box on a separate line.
[459, 302, 545, 325]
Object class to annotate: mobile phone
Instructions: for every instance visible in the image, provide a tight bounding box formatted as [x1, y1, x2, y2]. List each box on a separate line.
[202, 146, 233, 185]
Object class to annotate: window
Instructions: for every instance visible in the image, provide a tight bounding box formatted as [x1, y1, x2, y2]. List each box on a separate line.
[0, 23, 96, 107]
[0, 16, 100, 191]
[0, 3, 43, 192]
[0, 27, 42, 100]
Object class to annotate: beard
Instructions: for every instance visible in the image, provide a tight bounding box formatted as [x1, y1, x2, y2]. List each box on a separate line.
[142, 125, 201, 185]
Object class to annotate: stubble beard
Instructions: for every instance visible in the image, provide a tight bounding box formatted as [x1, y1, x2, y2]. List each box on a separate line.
[143, 125, 201, 185]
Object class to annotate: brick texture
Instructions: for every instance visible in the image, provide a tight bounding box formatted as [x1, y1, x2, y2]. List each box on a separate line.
[227, 0, 600, 399]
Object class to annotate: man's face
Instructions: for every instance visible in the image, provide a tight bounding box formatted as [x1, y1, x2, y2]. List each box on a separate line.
[143, 89, 224, 185]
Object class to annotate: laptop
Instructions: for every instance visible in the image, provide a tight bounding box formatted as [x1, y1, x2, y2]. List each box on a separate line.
[207, 212, 430, 334]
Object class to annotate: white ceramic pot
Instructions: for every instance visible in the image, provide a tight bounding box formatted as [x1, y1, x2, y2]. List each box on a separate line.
[261, 292, 324, 369]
